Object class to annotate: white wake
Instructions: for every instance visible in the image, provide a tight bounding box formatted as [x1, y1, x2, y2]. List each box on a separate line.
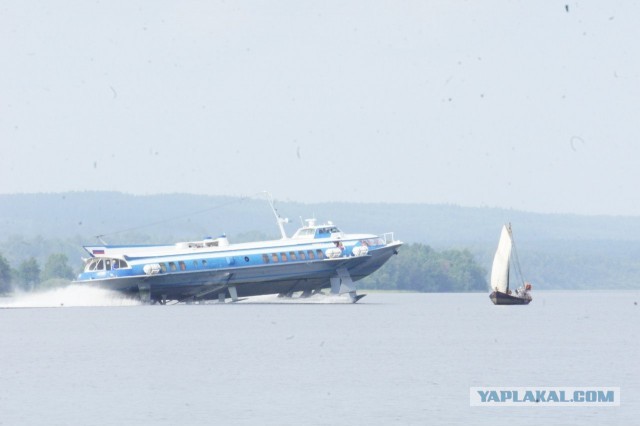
[238, 292, 355, 304]
[0, 285, 141, 308]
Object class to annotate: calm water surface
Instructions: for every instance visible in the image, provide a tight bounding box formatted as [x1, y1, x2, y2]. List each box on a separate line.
[1, 290, 638, 425]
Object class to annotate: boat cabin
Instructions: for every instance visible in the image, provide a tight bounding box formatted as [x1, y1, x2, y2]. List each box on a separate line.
[291, 219, 344, 240]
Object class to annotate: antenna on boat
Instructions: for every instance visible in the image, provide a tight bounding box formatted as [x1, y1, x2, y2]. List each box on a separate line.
[263, 191, 289, 239]
[96, 235, 108, 245]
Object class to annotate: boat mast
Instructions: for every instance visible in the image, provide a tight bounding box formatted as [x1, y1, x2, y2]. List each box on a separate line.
[506, 223, 512, 293]
[506, 258, 510, 293]
[264, 191, 289, 239]
[509, 224, 526, 287]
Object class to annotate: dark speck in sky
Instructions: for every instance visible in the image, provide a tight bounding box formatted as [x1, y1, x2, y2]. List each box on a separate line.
[570, 136, 585, 152]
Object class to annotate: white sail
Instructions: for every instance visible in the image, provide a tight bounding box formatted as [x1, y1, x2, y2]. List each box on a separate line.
[490, 225, 512, 293]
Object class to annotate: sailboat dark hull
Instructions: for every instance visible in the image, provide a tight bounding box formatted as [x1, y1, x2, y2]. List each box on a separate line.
[489, 291, 531, 305]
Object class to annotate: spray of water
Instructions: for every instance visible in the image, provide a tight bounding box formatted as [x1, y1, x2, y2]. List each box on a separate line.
[0, 287, 358, 308]
[239, 292, 354, 304]
[0, 285, 142, 308]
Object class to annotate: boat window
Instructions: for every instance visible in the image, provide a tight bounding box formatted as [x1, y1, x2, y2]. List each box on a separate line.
[307, 250, 315, 260]
[289, 252, 297, 261]
[280, 253, 288, 262]
[271, 253, 279, 263]
[262, 254, 270, 264]
[169, 262, 177, 271]
[295, 228, 315, 238]
[244, 256, 250, 262]
[96, 259, 105, 270]
[366, 238, 384, 246]
[160, 263, 167, 273]
[112, 259, 126, 269]
[315, 228, 331, 238]
[87, 259, 96, 271]
[105, 259, 112, 270]
[316, 249, 324, 259]
[299, 251, 306, 260]
[202, 259, 207, 267]
[179, 261, 186, 271]
[193, 260, 198, 268]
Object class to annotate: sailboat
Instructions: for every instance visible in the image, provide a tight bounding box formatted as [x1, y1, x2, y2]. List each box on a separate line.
[489, 224, 532, 305]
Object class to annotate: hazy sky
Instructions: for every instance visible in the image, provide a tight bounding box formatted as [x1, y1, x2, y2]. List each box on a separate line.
[2, 1, 639, 216]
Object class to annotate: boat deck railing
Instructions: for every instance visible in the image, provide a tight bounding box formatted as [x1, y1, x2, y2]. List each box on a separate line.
[381, 232, 397, 245]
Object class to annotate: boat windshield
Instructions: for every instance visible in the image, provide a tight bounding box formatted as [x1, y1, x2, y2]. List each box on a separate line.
[314, 227, 341, 238]
[84, 257, 129, 272]
[292, 226, 342, 239]
[292, 228, 315, 239]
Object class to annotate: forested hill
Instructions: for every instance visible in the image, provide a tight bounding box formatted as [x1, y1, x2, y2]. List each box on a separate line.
[1, 191, 640, 290]
[3, 192, 640, 243]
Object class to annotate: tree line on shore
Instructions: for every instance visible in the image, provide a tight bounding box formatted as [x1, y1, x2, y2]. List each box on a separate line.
[358, 244, 487, 292]
[0, 252, 75, 294]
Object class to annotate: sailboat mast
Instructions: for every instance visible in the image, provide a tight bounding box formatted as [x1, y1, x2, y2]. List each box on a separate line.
[506, 223, 512, 293]
[509, 225, 526, 287]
